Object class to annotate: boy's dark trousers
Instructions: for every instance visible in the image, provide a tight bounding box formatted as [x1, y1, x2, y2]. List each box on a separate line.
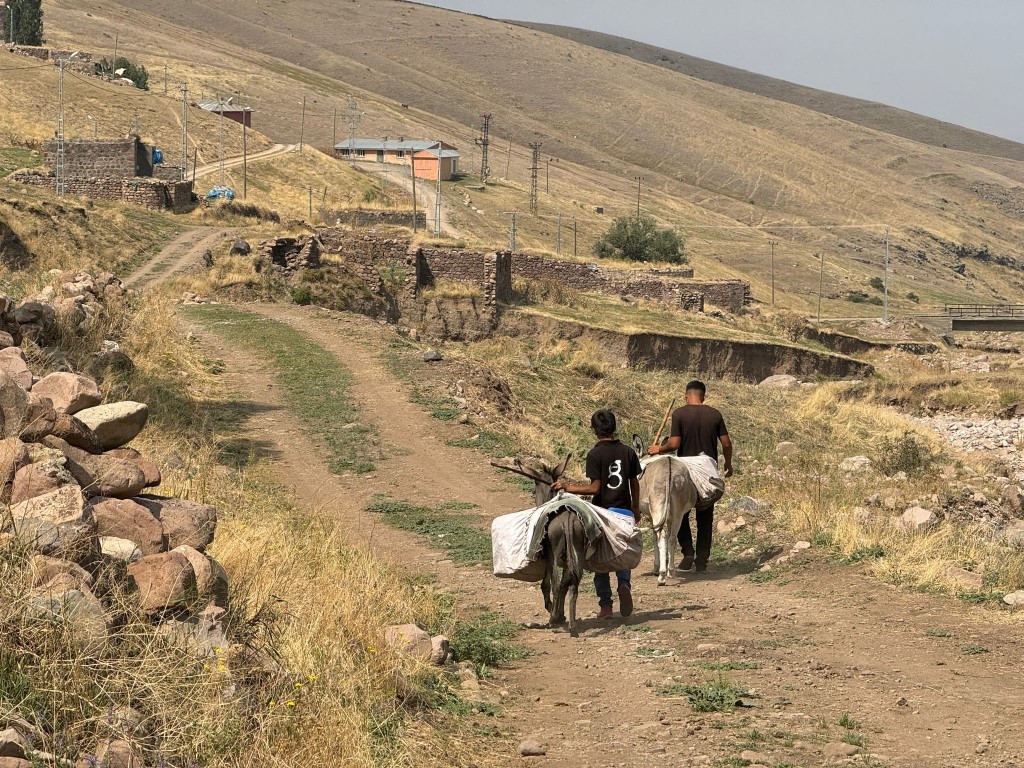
[677, 503, 715, 565]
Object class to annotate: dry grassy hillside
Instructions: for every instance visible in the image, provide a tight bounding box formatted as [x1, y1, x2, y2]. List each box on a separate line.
[23, 0, 1024, 314]
[521, 22, 1024, 165]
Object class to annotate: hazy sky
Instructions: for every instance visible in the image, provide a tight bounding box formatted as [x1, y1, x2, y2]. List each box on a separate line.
[420, 0, 1023, 143]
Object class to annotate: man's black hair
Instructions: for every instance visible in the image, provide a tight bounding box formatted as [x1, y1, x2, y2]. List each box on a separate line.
[591, 409, 617, 437]
[685, 380, 707, 395]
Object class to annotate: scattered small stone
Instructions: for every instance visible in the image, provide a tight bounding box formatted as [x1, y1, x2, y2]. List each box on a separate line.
[945, 566, 984, 590]
[519, 738, 547, 757]
[900, 506, 937, 532]
[757, 374, 798, 388]
[383, 624, 432, 661]
[792, 541, 811, 552]
[823, 742, 860, 759]
[1003, 590, 1024, 606]
[423, 350, 443, 362]
[839, 456, 872, 473]
[775, 441, 798, 458]
[740, 750, 771, 764]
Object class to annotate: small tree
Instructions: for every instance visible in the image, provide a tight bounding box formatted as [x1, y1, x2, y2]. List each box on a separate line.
[593, 214, 685, 264]
[96, 56, 149, 90]
[2, 0, 44, 46]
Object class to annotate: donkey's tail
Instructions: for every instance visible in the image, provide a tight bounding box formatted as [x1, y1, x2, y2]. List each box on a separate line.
[566, 512, 582, 579]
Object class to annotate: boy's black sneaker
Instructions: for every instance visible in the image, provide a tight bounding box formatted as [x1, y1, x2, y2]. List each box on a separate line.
[618, 583, 634, 617]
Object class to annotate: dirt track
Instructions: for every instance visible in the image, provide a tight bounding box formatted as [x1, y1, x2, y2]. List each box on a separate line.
[185, 302, 1024, 768]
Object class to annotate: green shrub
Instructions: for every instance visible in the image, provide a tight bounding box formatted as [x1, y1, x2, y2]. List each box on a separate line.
[593, 214, 685, 263]
[906, 291, 920, 303]
[875, 431, 933, 476]
[290, 286, 313, 305]
[868, 276, 885, 291]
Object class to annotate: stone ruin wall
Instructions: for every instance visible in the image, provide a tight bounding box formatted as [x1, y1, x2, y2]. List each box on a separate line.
[320, 209, 427, 229]
[315, 229, 750, 315]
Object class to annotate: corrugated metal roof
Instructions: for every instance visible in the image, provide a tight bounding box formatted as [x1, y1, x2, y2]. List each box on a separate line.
[196, 99, 253, 113]
[416, 148, 461, 158]
[334, 138, 459, 157]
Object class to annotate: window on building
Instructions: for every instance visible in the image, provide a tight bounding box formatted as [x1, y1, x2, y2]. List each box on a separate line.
[396, 150, 405, 158]
[356, 149, 366, 157]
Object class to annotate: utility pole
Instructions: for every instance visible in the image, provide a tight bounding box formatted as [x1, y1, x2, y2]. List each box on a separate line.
[769, 240, 778, 307]
[56, 52, 80, 198]
[434, 148, 442, 236]
[298, 96, 306, 151]
[113, 32, 118, 65]
[817, 251, 825, 323]
[218, 96, 225, 187]
[410, 154, 418, 233]
[163, 66, 167, 96]
[545, 157, 550, 193]
[634, 175, 644, 218]
[573, 216, 577, 256]
[346, 98, 361, 164]
[178, 83, 189, 182]
[242, 118, 248, 199]
[475, 113, 491, 181]
[332, 106, 338, 150]
[528, 142, 542, 215]
[8, 5, 13, 45]
[307, 186, 313, 220]
[506, 212, 518, 252]
[883, 225, 890, 323]
[504, 137, 512, 178]
[556, 212, 562, 255]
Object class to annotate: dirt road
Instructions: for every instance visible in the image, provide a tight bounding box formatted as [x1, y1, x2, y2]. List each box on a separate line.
[123, 227, 234, 289]
[361, 162, 464, 239]
[185, 302, 1024, 768]
[192, 143, 297, 183]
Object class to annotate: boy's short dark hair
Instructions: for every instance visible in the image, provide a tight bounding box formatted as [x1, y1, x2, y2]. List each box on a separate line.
[686, 380, 707, 396]
[591, 409, 617, 437]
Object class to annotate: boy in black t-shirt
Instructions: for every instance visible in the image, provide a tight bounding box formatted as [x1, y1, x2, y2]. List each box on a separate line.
[553, 409, 641, 618]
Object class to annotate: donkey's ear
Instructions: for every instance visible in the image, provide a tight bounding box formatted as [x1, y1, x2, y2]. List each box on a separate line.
[631, 434, 645, 455]
[554, 452, 572, 479]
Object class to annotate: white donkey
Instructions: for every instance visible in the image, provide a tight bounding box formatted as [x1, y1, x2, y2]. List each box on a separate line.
[631, 436, 699, 586]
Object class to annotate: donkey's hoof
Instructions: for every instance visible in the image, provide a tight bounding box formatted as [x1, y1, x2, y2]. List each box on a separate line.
[549, 616, 566, 627]
[569, 628, 579, 638]
[657, 578, 668, 587]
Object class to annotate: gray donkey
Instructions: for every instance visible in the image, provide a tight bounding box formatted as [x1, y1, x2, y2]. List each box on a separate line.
[491, 455, 587, 637]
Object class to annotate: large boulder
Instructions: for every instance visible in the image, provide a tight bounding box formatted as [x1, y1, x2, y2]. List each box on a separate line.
[900, 506, 938, 532]
[0, 348, 32, 391]
[11, 518, 96, 563]
[133, 496, 217, 551]
[30, 554, 94, 589]
[27, 585, 108, 654]
[9, 485, 86, 528]
[10, 459, 76, 504]
[31, 373, 102, 415]
[0, 437, 29, 486]
[88, 498, 164, 555]
[758, 374, 799, 388]
[106, 448, 161, 487]
[98, 536, 143, 563]
[19, 394, 57, 442]
[50, 412, 104, 454]
[839, 456, 872, 474]
[74, 402, 149, 449]
[127, 551, 197, 614]
[0, 372, 29, 439]
[383, 624, 433, 661]
[44, 437, 146, 499]
[172, 545, 229, 608]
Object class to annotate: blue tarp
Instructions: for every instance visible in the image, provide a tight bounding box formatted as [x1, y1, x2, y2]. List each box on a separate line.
[206, 186, 235, 201]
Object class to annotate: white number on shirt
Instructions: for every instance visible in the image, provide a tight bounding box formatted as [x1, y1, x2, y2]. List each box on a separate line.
[607, 459, 623, 490]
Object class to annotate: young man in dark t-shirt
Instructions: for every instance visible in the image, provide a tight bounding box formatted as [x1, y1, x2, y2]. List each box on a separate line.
[553, 409, 641, 619]
[648, 380, 733, 573]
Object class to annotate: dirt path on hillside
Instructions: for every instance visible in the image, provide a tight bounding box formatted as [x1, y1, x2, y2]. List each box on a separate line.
[185, 302, 1024, 768]
[124, 227, 234, 289]
[192, 143, 298, 182]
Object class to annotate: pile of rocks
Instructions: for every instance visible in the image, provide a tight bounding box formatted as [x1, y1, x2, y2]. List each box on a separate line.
[0, 282, 233, 767]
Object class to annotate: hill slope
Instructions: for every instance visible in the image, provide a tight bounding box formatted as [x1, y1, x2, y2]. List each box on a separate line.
[518, 21, 1024, 165]
[24, 0, 1024, 313]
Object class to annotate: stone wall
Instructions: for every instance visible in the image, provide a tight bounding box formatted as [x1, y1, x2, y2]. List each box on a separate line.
[10, 170, 193, 212]
[43, 139, 139, 180]
[313, 229, 749, 314]
[7, 45, 94, 73]
[320, 209, 427, 229]
[257, 236, 323, 272]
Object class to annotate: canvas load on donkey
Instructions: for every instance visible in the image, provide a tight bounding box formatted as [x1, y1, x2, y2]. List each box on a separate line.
[491, 494, 643, 582]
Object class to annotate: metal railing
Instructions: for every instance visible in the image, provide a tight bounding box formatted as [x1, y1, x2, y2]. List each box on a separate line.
[944, 304, 1024, 318]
